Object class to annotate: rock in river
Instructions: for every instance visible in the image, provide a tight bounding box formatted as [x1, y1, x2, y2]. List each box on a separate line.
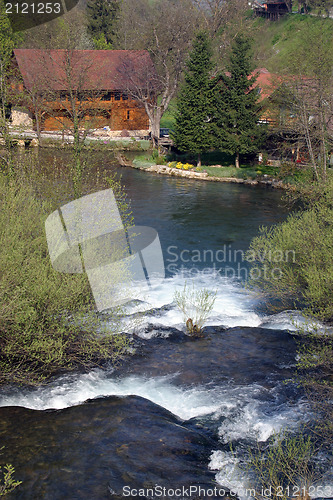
[0, 395, 223, 500]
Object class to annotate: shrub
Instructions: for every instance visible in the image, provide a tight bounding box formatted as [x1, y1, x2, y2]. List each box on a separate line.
[174, 283, 216, 336]
[0, 463, 21, 496]
[246, 202, 333, 321]
[155, 155, 167, 165]
[0, 174, 130, 385]
[243, 431, 318, 500]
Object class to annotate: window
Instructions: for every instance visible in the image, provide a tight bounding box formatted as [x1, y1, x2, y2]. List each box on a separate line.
[114, 92, 121, 101]
[102, 92, 112, 101]
[122, 93, 128, 100]
[126, 110, 131, 120]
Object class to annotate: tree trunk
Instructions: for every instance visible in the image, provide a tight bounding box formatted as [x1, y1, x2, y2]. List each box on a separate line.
[235, 152, 240, 168]
[285, 0, 293, 12]
[32, 96, 42, 143]
[318, 94, 327, 182]
[197, 153, 201, 168]
[35, 110, 41, 143]
[300, 102, 319, 181]
[304, 0, 308, 14]
[146, 105, 162, 150]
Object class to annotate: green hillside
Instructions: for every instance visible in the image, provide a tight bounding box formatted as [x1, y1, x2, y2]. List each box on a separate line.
[161, 13, 333, 129]
[251, 13, 333, 72]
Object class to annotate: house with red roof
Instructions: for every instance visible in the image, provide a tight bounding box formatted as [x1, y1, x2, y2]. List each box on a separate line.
[10, 49, 155, 136]
[251, 0, 291, 20]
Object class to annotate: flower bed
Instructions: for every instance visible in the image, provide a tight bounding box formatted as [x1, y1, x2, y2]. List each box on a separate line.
[168, 161, 195, 170]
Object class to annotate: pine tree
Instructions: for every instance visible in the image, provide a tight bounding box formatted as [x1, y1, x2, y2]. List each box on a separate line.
[86, 0, 119, 48]
[173, 31, 215, 167]
[214, 34, 264, 168]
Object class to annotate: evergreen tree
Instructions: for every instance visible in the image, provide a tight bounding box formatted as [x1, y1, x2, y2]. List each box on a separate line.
[173, 31, 215, 167]
[86, 0, 119, 48]
[0, 0, 23, 170]
[214, 34, 264, 168]
[0, 0, 22, 66]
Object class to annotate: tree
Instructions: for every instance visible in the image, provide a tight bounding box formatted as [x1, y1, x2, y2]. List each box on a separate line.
[19, 48, 106, 194]
[21, 7, 93, 50]
[115, 0, 200, 145]
[192, 0, 248, 39]
[86, 0, 119, 48]
[0, 0, 22, 170]
[45, 51, 105, 193]
[173, 31, 215, 167]
[213, 33, 264, 168]
[275, 21, 333, 181]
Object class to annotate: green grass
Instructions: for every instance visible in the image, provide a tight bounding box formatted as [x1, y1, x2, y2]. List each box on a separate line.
[201, 165, 258, 179]
[160, 99, 177, 129]
[133, 157, 155, 168]
[252, 13, 333, 72]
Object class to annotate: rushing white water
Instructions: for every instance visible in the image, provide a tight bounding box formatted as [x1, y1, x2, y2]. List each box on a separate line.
[0, 369, 305, 430]
[121, 272, 307, 333]
[1, 270, 323, 496]
[0, 272, 306, 415]
[124, 272, 325, 335]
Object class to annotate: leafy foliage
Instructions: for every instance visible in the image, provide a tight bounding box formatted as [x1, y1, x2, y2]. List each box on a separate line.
[0, 172, 131, 385]
[0, 0, 22, 67]
[247, 197, 333, 321]
[0, 462, 21, 496]
[243, 431, 318, 500]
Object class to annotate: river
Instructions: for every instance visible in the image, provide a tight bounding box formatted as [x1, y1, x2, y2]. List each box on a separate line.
[0, 151, 331, 499]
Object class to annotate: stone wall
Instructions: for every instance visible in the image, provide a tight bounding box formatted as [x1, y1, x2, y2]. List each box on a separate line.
[11, 107, 33, 128]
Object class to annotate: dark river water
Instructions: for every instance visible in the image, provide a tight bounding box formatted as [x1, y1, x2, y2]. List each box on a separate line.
[0, 151, 332, 499]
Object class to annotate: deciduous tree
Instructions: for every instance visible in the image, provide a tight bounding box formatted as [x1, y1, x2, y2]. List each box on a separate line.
[270, 21, 333, 181]
[115, 0, 200, 144]
[0, 0, 22, 170]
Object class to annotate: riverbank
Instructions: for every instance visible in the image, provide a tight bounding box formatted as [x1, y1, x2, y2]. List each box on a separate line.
[0, 129, 151, 152]
[118, 154, 286, 189]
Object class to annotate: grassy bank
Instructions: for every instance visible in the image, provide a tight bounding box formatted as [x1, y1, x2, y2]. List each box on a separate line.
[131, 150, 320, 185]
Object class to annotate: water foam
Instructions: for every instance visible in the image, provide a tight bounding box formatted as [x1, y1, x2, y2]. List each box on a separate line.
[0, 372, 305, 440]
[217, 400, 304, 443]
[123, 272, 263, 332]
[0, 372, 223, 419]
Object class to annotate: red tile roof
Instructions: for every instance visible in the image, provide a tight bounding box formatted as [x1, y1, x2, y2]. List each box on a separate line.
[251, 68, 282, 100]
[13, 49, 155, 92]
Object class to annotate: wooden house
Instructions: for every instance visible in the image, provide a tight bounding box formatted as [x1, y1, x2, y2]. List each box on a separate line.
[11, 49, 156, 136]
[253, 68, 333, 163]
[251, 0, 291, 20]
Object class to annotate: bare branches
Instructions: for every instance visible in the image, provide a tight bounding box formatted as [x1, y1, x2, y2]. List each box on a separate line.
[192, 0, 249, 37]
[115, 0, 200, 141]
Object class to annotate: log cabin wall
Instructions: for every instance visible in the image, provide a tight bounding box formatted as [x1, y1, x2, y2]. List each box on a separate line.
[42, 92, 149, 132]
[12, 49, 154, 134]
